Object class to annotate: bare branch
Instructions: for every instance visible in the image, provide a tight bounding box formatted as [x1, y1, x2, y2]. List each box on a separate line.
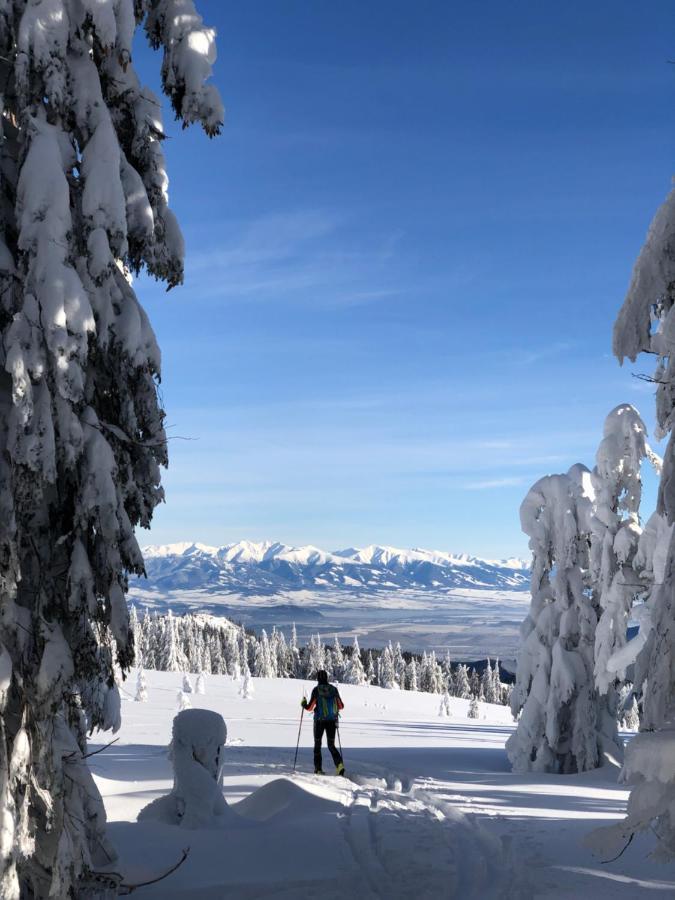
[118, 847, 191, 895]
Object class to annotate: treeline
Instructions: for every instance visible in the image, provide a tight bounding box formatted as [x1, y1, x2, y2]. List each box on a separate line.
[130, 608, 512, 706]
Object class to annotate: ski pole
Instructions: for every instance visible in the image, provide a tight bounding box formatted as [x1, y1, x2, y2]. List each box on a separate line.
[337, 719, 344, 765]
[293, 705, 305, 772]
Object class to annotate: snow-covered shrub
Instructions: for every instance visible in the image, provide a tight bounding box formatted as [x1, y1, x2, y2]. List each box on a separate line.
[178, 690, 192, 712]
[467, 696, 480, 719]
[196, 672, 206, 695]
[240, 670, 254, 699]
[0, 2, 222, 893]
[438, 692, 452, 717]
[182, 672, 194, 694]
[135, 668, 148, 703]
[138, 710, 230, 829]
[622, 697, 640, 731]
[507, 466, 613, 773]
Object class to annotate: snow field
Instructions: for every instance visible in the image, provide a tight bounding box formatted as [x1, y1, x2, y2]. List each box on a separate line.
[95, 670, 675, 898]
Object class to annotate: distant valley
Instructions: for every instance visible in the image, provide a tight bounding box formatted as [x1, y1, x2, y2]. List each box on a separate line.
[130, 541, 531, 658]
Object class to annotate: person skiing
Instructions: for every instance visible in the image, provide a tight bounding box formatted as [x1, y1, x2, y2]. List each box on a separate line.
[301, 670, 345, 775]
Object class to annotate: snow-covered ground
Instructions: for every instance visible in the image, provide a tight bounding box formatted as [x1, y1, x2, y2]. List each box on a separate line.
[96, 670, 675, 898]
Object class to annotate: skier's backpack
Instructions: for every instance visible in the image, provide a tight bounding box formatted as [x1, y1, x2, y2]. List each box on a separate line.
[316, 684, 340, 721]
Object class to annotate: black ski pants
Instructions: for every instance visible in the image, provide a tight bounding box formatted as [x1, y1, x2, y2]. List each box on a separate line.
[313, 720, 342, 772]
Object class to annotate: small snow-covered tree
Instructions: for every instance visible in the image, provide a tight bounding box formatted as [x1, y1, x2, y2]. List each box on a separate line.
[196, 672, 206, 695]
[467, 696, 480, 719]
[178, 690, 192, 712]
[239, 669, 253, 700]
[0, 3, 222, 894]
[438, 691, 452, 717]
[135, 666, 148, 703]
[507, 466, 611, 773]
[182, 672, 193, 694]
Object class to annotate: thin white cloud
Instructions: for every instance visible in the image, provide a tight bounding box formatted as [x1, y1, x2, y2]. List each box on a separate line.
[175, 209, 403, 310]
[463, 476, 529, 491]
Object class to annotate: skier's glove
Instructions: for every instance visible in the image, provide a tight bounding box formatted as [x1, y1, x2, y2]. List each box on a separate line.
[301, 698, 308, 709]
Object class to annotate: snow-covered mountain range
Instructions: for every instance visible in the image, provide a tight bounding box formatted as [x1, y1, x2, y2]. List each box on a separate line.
[138, 540, 530, 595]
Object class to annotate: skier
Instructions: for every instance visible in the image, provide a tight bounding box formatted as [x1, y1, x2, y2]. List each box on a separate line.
[301, 670, 345, 775]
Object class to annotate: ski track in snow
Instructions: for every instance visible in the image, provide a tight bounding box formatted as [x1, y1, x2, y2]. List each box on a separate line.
[96, 671, 675, 898]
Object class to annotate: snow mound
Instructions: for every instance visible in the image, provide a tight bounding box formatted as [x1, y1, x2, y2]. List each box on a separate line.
[233, 776, 344, 822]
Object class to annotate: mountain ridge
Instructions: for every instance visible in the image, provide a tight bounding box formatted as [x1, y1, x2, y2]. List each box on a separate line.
[137, 540, 530, 595]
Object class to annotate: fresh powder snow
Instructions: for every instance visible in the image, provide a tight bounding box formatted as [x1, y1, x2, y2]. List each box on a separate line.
[90, 668, 675, 898]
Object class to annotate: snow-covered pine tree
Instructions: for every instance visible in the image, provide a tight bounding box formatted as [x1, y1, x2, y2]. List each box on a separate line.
[306, 634, 325, 679]
[592, 185, 675, 857]
[330, 635, 344, 682]
[182, 672, 193, 694]
[442, 649, 453, 679]
[264, 628, 277, 678]
[140, 608, 154, 667]
[454, 664, 471, 699]
[467, 696, 480, 719]
[129, 604, 141, 657]
[288, 623, 301, 678]
[507, 466, 609, 773]
[344, 636, 367, 685]
[418, 651, 430, 692]
[272, 628, 288, 678]
[162, 609, 187, 672]
[393, 642, 406, 689]
[366, 650, 376, 685]
[196, 670, 206, 695]
[428, 652, 445, 694]
[379, 644, 396, 689]
[238, 629, 250, 679]
[491, 658, 502, 704]
[406, 657, 419, 692]
[481, 658, 497, 704]
[0, 3, 222, 895]
[591, 405, 654, 697]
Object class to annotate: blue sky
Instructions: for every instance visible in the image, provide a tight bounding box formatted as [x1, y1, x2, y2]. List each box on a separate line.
[134, 1, 673, 558]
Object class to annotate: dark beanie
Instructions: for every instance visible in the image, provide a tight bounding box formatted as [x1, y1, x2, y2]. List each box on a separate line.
[317, 669, 328, 685]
